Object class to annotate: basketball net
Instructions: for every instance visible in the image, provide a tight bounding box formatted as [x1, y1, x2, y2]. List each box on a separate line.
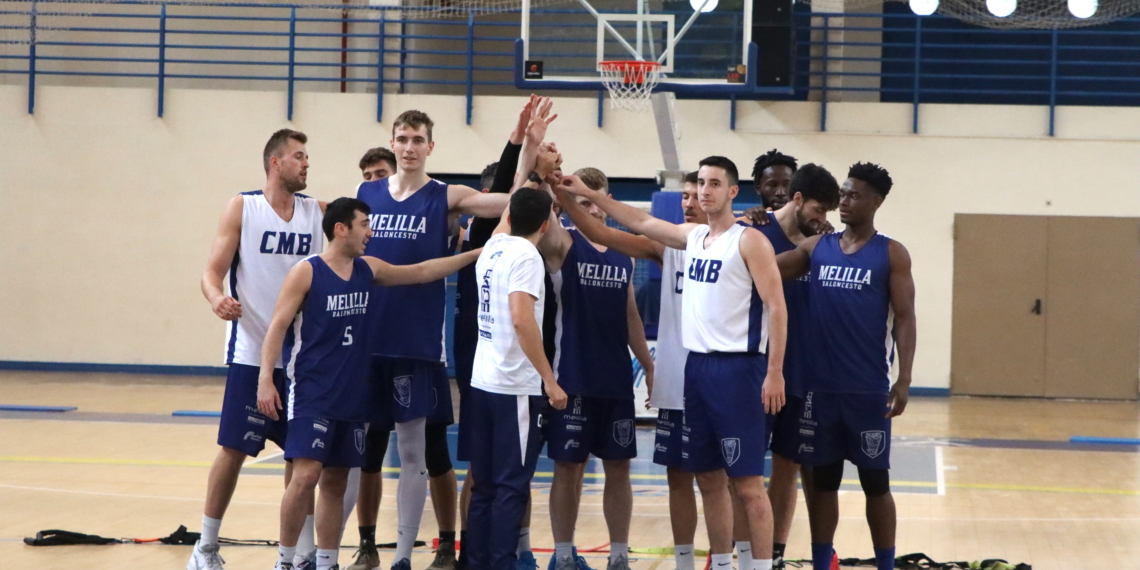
[598, 60, 663, 112]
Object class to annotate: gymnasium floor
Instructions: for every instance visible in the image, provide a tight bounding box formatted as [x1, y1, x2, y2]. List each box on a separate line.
[2, 370, 1139, 570]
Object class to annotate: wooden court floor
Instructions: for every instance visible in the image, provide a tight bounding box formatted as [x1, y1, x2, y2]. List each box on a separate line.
[2, 370, 1140, 570]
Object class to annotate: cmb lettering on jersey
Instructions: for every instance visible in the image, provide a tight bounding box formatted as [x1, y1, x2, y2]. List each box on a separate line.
[326, 292, 369, 318]
[260, 231, 314, 255]
[687, 258, 723, 284]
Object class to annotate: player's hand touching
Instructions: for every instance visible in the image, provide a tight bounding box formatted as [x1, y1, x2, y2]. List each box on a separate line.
[887, 380, 910, 418]
[544, 376, 568, 410]
[535, 143, 562, 181]
[210, 295, 242, 321]
[741, 205, 772, 226]
[761, 370, 786, 414]
[256, 374, 283, 420]
[554, 174, 598, 199]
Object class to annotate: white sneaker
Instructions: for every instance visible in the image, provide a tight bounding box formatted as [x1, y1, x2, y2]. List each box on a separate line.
[187, 540, 226, 570]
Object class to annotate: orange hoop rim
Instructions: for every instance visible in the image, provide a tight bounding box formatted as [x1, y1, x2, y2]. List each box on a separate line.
[598, 60, 663, 70]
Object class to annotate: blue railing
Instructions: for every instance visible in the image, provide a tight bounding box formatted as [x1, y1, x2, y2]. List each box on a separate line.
[1, 0, 1137, 133]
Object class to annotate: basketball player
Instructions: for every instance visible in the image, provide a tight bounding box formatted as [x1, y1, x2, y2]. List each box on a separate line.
[453, 145, 528, 570]
[465, 186, 569, 570]
[551, 170, 705, 570]
[361, 148, 398, 182]
[773, 163, 916, 570]
[189, 129, 324, 570]
[557, 156, 787, 570]
[357, 99, 557, 570]
[536, 165, 654, 570]
[740, 164, 840, 569]
[257, 197, 483, 570]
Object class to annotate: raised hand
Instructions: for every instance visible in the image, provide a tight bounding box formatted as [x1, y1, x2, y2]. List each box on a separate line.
[510, 94, 537, 145]
[526, 96, 559, 144]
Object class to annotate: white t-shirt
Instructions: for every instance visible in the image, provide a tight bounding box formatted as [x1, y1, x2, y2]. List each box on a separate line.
[471, 233, 547, 396]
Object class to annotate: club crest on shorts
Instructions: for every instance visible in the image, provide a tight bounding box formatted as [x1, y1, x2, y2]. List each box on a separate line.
[393, 375, 412, 408]
[861, 430, 886, 458]
[354, 429, 366, 455]
[721, 438, 741, 466]
[613, 419, 634, 447]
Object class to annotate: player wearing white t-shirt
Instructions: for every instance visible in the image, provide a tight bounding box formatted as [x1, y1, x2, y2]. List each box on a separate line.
[464, 187, 568, 570]
[556, 156, 788, 570]
[190, 130, 326, 570]
[551, 171, 707, 570]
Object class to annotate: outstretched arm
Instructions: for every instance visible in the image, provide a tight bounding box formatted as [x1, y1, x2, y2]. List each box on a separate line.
[740, 228, 787, 415]
[201, 196, 244, 321]
[367, 248, 481, 286]
[554, 185, 664, 264]
[510, 291, 568, 410]
[256, 262, 313, 421]
[556, 175, 694, 250]
[775, 235, 820, 280]
[887, 240, 916, 418]
[450, 184, 510, 218]
[625, 284, 655, 407]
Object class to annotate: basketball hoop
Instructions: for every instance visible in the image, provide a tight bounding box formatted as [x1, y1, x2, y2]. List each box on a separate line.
[598, 60, 663, 112]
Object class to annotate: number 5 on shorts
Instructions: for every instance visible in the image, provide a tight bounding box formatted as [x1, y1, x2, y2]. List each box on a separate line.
[342, 326, 353, 346]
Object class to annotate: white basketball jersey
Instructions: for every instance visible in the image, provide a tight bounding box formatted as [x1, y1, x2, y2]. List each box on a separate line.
[225, 191, 324, 367]
[681, 223, 769, 354]
[649, 246, 687, 410]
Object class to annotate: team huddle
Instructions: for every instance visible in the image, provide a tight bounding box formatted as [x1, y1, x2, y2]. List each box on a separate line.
[187, 96, 917, 570]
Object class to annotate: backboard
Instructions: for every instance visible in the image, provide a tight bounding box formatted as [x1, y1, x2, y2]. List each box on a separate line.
[515, 0, 789, 96]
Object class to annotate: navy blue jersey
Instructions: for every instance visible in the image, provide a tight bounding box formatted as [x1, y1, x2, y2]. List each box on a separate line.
[454, 236, 479, 385]
[357, 178, 450, 361]
[753, 213, 812, 398]
[807, 232, 894, 394]
[551, 230, 635, 399]
[283, 256, 375, 422]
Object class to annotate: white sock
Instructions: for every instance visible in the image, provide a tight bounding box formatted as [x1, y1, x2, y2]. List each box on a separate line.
[316, 548, 339, 570]
[711, 553, 733, 570]
[674, 544, 695, 570]
[297, 515, 316, 557]
[736, 541, 753, 570]
[517, 528, 532, 554]
[394, 417, 428, 563]
[341, 467, 362, 539]
[200, 516, 221, 546]
[555, 542, 575, 561]
[278, 545, 296, 566]
[751, 559, 772, 570]
[610, 543, 629, 564]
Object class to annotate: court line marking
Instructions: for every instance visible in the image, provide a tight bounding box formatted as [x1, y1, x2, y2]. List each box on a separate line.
[5, 455, 1136, 496]
[935, 446, 946, 496]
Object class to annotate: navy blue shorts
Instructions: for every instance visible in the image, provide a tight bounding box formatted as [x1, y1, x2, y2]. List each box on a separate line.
[652, 408, 685, 469]
[217, 363, 289, 457]
[284, 417, 367, 468]
[798, 391, 891, 470]
[545, 395, 637, 463]
[681, 352, 771, 477]
[768, 395, 806, 463]
[427, 364, 455, 426]
[371, 356, 437, 425]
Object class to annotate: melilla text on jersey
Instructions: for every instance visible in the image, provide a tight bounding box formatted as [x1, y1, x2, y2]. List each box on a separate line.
[577, 262, 629, 289]
[369, 213, 427, 240]
[327, 292, 369, 318]
[817, 265, 873, 290]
